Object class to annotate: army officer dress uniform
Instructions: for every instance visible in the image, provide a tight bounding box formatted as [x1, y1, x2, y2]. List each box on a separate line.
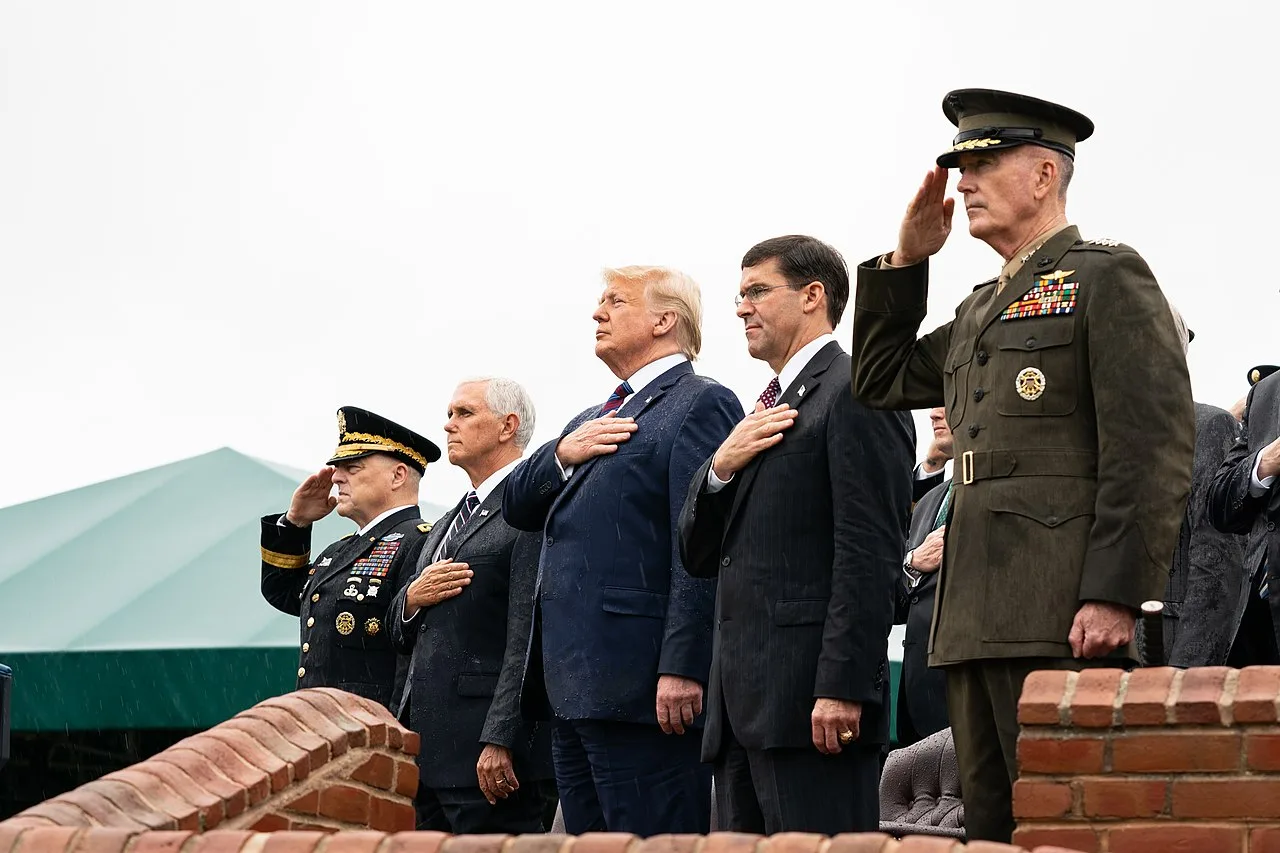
[260, 407, 438, 712]
[849, 90, 1194, 841]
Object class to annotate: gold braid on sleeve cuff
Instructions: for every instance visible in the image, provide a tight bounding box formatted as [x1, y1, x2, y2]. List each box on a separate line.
[261, 547, 311, 570]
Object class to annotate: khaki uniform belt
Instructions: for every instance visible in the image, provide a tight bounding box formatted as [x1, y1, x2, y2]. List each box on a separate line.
[959, 449, 1098, 485]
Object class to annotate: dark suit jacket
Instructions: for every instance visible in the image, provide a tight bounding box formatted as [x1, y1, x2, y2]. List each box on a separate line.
[260, 506, 429, 711]
[503, 361, 742, 724]
[895, 478, 951, 743]
[678, 342, 915, 756]
[1210, 373, 1280, 649]
[388, 479, 553, 789]
[913, 466, 945, 504]
[1162, 403, 1248, 667]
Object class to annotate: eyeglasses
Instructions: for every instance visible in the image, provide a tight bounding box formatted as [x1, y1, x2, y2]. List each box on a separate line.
[734, 284, 795, 307]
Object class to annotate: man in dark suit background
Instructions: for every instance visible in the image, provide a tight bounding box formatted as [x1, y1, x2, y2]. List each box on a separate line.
[912, 407, 952, 502]
[678, 235, 914, 834]
[897, 407, 953, 747]
[390, 377, 554, 833]
[503, 266, 741, 836]
[1154, 311, 1248, 667]
[1211, 362, 1280, 666]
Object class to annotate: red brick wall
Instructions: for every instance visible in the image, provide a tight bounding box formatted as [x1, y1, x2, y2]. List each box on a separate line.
[0, 688, 418, 833]
[1014, 665, 1280, 852]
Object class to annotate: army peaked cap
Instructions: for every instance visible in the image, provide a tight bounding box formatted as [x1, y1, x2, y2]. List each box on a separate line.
[938, 88, 1095, 168]
[327, 406, 441, 473]
[1249, 365, 1280, 387]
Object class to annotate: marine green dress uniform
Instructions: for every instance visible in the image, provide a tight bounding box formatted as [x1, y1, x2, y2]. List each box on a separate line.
[260, 406, 439, 712]
[849, 90, 1194, 842]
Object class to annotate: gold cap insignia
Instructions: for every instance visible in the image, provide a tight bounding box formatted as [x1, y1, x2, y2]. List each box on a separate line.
[365, 617, 381, 636]
[952, 137, 1002, 152]
[337, 409, 347, 437]
[1252, 369, 1262, 384]
[1016, 367, 1047, 401]
[336, 611, 355, 635]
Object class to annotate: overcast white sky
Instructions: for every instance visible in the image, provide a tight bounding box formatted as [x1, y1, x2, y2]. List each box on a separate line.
[0, 1, 1267, 510]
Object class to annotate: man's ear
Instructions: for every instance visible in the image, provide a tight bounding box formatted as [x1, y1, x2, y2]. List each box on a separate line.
[652, 310, 678, 338]
[498, 413, 520, 444]
[802, 281, 826, 316]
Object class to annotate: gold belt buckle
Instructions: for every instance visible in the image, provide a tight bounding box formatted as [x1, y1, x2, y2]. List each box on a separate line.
[962, 450, 975, 485]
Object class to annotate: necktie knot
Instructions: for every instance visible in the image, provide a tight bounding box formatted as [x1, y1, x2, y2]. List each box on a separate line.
[601, 381, 633, 416]
[758, 377, 782, 409]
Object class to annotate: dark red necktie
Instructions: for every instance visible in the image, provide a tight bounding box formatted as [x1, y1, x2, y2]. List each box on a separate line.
[601, 381, 633, 416]
[758, 377, 782, 408]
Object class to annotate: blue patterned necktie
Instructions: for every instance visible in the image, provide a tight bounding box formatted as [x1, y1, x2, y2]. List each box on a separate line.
[601, 381, 633, 416]
[441, 490, 481, 557]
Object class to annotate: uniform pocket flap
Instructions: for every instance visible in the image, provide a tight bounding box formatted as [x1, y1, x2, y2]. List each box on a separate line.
[995, 322, 1075, 351]
[987, 484, 1094, 527]
[456, 673, 499, 697]
[774, 598, 828, 626]
[601, 586, 668, 618]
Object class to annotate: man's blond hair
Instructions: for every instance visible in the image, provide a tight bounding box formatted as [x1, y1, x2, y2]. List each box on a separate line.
[602, 265, 703, 360]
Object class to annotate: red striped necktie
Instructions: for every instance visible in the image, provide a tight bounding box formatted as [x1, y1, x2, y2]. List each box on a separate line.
[601, 381, 633, 416]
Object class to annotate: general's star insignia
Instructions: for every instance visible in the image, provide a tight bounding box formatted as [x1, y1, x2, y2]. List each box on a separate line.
[1089, 237, 1120, 247]
[318, 557, 332, 567]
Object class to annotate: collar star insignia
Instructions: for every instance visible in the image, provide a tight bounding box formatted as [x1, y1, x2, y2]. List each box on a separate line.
[318, 557, 332, 567]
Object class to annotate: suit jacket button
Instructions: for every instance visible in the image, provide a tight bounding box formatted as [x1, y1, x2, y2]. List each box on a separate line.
[973, 388, 985, 402]
[1025, 337, 1037, 347]
[721, 556, 731, 567]
[968, 425, 980, 438]
[977, 350, 989, 365]
[1269, 522, 1276, 532]
[546, 536, 554, 546]
[910, 595, 919, 605]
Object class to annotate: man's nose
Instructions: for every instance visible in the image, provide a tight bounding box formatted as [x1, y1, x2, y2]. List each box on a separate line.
[736, 300, 752, 320]
[592, 305, 607, 322]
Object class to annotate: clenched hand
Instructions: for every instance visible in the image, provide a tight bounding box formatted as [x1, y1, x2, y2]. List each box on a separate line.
[1068, 601, 1136, 658]
[812, 697, 862, 754]
[656, 675, 703, 735]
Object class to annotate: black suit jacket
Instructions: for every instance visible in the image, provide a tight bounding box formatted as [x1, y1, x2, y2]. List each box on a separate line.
[1210, 372, 1280, 650]
[1163, 403, 1248, 667]
[678, 342, 915, 757]
[895, 478, 951, 744]
[388, 479, 553, 789]
[260, 506, 429, 712]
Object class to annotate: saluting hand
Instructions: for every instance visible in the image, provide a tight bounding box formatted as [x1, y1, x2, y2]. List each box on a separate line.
[404, 559, 472, 618]
[891, 165, 955, 267]
[555, 416, 638, 468]
[711, 402, 797, 481]
[286, 467, 338, 527]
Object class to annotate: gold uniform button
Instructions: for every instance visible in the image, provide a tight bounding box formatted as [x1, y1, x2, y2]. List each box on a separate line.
[297, 667, 306, 678]
[307, 617, 315, 627]
[302, 642, 310, 653]
[311, 593, 320, 602]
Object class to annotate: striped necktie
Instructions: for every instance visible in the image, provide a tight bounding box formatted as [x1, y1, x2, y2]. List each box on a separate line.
[441, 490, 481, 558]
[933, 481, 954, 530]
[601, 381, 633, 416]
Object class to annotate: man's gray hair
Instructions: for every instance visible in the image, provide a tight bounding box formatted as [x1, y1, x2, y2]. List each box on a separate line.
[464, 376, 537, 449]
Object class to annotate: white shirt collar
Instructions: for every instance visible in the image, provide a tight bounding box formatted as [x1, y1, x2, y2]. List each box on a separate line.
[356, 504, 417, 537]
[473, 456, 524, 505]
[777, 333, 837, 397]
[618, 353, 689, 410]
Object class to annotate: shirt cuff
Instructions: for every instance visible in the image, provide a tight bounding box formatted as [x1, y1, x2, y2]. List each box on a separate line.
[555, 454, 574, 480]
[707, 465, 733, 494]
[1251, 453, 1276, 497]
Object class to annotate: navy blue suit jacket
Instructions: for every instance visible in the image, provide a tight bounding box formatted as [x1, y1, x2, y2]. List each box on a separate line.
[503, 360, 742, 724]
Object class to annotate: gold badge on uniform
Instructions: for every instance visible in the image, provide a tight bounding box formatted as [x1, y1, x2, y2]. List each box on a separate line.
[336, 611, 355, 635]
[365, 617, 381, 636]
[1016, 367, 1047, 401]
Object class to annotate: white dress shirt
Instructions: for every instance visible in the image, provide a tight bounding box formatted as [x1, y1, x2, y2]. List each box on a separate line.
[1251, 453, 1276, 497]
[707, 333, 837, 492]
[430, 457, 524, 562]
[357, 504, 418, 537]
[557, 353, 690, 479]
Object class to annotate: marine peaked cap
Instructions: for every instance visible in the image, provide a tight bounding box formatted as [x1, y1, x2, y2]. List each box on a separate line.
[1249, 365, 1280, 386]
[938, 88, 1095, 168]
[327, 406, 441, 473]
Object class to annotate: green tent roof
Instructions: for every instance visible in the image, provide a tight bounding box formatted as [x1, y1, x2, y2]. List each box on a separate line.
[0, 448, 447, 731]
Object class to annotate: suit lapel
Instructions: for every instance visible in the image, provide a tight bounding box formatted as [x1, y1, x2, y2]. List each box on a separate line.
[978, 225, 1082, 335]
[314, 506, 418, 589]
[422, 499, 462, 564]
[726, 341, 841, 528]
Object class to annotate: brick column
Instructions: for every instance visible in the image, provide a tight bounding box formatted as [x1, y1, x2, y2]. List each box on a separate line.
[1014, 665, 1280, 852]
